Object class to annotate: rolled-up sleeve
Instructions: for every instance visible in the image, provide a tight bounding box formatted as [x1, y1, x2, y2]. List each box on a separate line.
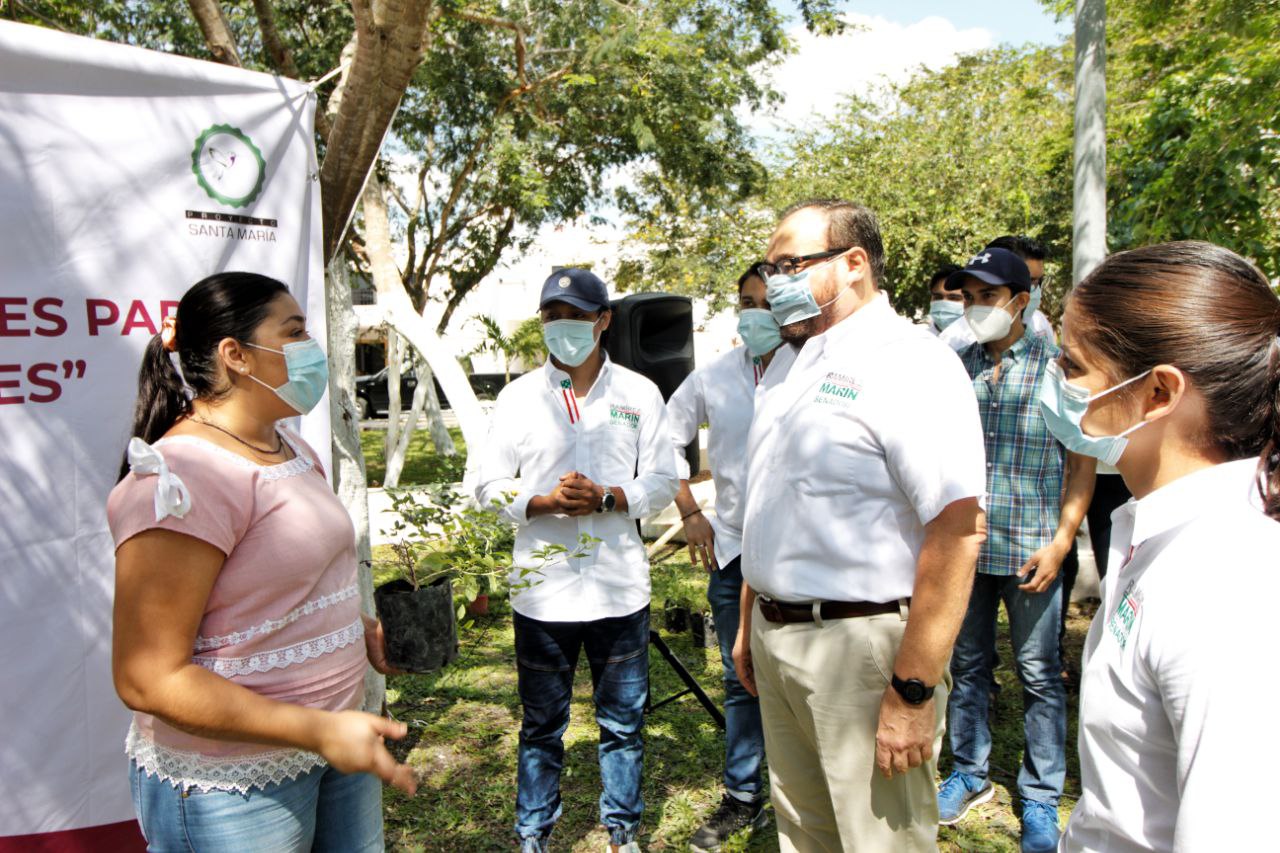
[475, 389, 533, 525]
[619, 386, 679, 520]
[666, 372, 704, 481]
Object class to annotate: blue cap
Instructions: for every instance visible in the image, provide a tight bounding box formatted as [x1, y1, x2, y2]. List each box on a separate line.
[944, 247, 1031, 293]
[538, 268, 610, 312]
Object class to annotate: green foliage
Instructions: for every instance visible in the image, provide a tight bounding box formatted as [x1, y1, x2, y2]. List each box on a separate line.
[508, 315, 548, 369]
[626, 44, 1076, 321]
[380, 487, 599, 622]
[1101, 0, 1280, 273]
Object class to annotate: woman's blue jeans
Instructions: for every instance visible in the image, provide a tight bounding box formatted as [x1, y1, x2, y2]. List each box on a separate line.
[513, 606, 649, 847]
[130, 759, 383, 852]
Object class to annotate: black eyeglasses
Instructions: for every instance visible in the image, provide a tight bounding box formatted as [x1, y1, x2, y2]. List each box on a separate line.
[757, 247, 852, 278]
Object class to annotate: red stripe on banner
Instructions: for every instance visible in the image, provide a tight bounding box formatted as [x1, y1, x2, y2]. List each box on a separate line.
[561, 389, 576, 423]
[0, 820, 146, 853]
[569, 392, 581, 422]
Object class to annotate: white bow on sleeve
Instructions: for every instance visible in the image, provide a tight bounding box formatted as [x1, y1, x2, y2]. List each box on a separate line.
[126, 438, 192, 521]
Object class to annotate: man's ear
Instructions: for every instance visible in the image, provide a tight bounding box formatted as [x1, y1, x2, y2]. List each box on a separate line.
[597, 309, 612, 333]
[843, 246, 869, 282]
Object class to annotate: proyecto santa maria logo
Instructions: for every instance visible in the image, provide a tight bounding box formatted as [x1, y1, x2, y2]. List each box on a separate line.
[191, 124, 266, 208]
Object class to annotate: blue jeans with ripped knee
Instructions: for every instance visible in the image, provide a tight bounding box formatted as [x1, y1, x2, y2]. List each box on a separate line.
[513, 606, 649, 848]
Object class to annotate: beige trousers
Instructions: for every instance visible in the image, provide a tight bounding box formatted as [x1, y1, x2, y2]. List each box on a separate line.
[751, 601, 950, 853]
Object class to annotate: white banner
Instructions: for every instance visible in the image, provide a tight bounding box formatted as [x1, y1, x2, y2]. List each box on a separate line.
[0, 22, 327, 838]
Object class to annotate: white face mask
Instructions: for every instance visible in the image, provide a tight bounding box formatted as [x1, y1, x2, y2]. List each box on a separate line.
[965, 294, 1020, 343]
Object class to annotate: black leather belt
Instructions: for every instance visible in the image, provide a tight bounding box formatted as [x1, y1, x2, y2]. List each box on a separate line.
[756, 596, 906, 624]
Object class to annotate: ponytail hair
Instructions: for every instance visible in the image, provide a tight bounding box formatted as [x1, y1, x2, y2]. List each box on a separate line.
[119, 271, 289, 480]
[1261, 338, 1280, 520]
[1069, 241, 1280, 521]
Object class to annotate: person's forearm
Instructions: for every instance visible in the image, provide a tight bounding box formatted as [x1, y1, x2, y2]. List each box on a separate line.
[1055, 453, 1097, 546]
[526, 494, 559, 519]
[893, 506, 985, 685]
[674, 480, 699, 517]
[121, 662, 332, 753]
[739, 580, 756, 640]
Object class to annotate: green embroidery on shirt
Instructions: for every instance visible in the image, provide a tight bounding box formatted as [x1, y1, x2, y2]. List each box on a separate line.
[1107, 579, 1143, 650]
[813, 372, 861, 406]
[609, 404, 641, 428]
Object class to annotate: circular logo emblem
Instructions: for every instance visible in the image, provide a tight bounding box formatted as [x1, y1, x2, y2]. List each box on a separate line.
[191, 124, 266, 209]
[558, 276, 572, 288]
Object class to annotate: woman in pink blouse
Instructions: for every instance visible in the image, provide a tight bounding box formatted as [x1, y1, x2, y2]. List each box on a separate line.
[108, 272, 415, 852]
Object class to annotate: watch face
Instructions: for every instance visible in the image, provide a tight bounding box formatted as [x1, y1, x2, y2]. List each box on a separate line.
[903, 682, 926, 703]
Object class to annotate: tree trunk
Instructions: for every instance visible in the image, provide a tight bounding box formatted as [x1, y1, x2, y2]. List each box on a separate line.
[384, 352, 427, 488]
[417, 355, 456, 457]
[385, 327, 402, 460]
[186, 0, 243, 66]
[320, 0, 438, 264]
[362, 174, 488, 480]
[324, 258, 385, 714]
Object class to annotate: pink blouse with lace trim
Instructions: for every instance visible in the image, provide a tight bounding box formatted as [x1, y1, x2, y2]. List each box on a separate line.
[106, 429, 367, 793]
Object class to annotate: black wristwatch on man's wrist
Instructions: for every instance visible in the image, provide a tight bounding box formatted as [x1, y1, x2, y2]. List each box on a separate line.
[891, 673, 935, 705]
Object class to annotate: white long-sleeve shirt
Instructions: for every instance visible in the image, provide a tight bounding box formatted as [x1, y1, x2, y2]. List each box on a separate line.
[666, 346, 768, 568]
[740, 293, 986, 603]
[1062, 458, 1279, 852]
[475, 357, 678, 621]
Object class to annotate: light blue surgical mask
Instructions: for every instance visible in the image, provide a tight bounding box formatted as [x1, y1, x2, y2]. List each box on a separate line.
[245, 339, 329, 415]
[737, 309, 782, 356]
[1039, 361, 1152, 466]
[929, 299, 964, 331]
[1023, 286, 1043, 323]
[765, 264, 852, 328]
[542, 318, 599, 367]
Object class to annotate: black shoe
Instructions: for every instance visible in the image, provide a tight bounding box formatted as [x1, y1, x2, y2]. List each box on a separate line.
[688, 794, 768, 852]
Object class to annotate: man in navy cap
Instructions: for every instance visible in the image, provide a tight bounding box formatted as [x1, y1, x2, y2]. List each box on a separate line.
[476, 268, 678, 853]
[935, 249, 1095, 853]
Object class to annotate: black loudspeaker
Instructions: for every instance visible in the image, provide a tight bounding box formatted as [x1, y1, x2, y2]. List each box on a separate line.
[604, 293, 698, 473]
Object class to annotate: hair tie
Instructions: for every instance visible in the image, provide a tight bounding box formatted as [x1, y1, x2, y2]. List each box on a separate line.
[160, 315, 178, 352]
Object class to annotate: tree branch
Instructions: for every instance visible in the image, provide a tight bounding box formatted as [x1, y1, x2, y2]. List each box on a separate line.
[187, 0, 243, 66]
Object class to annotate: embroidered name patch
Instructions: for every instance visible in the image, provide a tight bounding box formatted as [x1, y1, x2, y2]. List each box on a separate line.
[813, 371, 861, 406]
[1107, 579, 1144, 650]
[609, 404, 641, 429]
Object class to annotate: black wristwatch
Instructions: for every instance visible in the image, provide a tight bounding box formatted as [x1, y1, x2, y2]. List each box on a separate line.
[595, 489, 617, 513]
[891, 673, 935, 705]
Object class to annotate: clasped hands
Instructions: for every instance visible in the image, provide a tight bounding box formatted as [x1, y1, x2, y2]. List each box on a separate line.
[550, 470, 605, 516]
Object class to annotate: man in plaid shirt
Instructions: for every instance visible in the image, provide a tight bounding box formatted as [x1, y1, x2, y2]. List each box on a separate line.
[934, 247, 1096, 853]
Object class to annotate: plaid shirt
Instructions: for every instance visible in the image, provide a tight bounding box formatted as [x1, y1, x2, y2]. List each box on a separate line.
[959, 330, 1065, 576]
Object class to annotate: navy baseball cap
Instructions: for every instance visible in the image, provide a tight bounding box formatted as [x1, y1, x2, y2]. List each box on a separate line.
[538, 268, 610, 312]
[944, 247, 1031, 293]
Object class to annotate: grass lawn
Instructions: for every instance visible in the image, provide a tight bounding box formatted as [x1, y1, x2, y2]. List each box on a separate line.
[362, 426, 467, 487]
[372, 540, 1097, 852]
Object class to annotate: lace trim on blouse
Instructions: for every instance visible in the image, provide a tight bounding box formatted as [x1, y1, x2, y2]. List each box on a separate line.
[126, 720, 326, 794]
[194, 583, 361, 652]
[193, 619, 364, 677]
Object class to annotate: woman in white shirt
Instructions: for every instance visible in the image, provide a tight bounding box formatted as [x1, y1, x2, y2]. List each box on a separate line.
[1041, 241, 1280, 852]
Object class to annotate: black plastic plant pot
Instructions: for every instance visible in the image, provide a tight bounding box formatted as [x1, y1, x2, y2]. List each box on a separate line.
[374, 577, 460, 674]
[689, 611, 718, 649]
[664, 601, 690, 633]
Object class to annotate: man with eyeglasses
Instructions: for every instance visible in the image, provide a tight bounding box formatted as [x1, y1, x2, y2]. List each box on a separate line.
[732, 199, 987, 851]
[939, 235, 1056, 352]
